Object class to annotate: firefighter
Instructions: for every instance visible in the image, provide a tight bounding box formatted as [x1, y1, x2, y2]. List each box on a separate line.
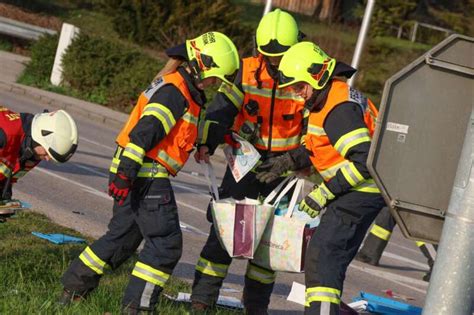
[191, 9, 310, 314]
[356, 207, 437, 281]
[59, 32, 239, 314]
[274, 41, 386, 314]
[0, 107, 78, 221]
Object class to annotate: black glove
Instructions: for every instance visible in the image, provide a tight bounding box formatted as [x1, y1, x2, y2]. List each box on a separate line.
[256, 153, 296, 184]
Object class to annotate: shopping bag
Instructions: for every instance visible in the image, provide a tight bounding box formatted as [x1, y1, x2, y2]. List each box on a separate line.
[253, 178, 317, 272]
[202, 162, 291, 259]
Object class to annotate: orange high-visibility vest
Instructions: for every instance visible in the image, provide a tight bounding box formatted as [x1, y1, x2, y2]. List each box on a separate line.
[233, 56, 305, 152]
[305, 80, 378, 181]
[115, 71, 200, 176]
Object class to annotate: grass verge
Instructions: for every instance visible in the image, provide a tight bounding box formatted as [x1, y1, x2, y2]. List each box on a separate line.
[0, 211, 240, 314]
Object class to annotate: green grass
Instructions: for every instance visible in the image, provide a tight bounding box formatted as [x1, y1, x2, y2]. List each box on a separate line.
[0, 211, 240, 314]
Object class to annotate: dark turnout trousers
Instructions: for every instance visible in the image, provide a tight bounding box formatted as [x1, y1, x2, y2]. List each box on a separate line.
[191, 167, 283, 310]
[305, 191, 385, 314]
[61, 176, 182, 311]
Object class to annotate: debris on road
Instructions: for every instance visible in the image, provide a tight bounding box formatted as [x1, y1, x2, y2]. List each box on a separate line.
[353, 291, 422, 314]
[31, 232, 86, 245]
[72, 211, 85, 215]
[164, 292, 243, 310]
[382, 289, 415, 301]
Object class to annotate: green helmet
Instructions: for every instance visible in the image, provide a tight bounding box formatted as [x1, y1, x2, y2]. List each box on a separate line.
[278, 41, 336, 90]
[186, 31, 239, 85]
[256, 8, 299, 56]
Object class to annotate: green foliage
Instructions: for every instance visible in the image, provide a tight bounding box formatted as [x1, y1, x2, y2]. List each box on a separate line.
[103, 0, 253, 54]
[0, 36, 14, 52]
[0, 212, 239, 314]
[18, 34, 58, 85]
[61, 33, 161, 111]
[356, 37, 429, 105]
[354, 0, 417, 37]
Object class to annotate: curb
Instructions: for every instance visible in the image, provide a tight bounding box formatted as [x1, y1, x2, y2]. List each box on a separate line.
[0, 79, 228, 163]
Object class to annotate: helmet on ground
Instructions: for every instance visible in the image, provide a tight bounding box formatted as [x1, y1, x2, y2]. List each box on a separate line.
[256, 8, 299, 56]
[31, 110, 78, 163]
[186, 31, 240, 85]
[278, 41, 336, 90]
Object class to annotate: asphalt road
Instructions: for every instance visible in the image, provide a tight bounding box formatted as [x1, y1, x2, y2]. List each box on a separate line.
[2, 87, 430, 313]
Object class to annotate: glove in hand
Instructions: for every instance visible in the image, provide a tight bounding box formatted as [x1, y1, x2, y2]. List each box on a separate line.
[223, 133, 241, 149]
[299, 183, 335, 218]
[256, 153, 295, 184]
[108, 173, 132, 205]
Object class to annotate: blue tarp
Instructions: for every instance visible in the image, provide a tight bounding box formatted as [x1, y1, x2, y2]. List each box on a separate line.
[353, 291, 422, 315]
[31, 232, 86, 245]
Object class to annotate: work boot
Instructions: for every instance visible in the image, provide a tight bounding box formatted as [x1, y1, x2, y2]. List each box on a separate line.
[191, 300, 211, 313]
[244, 307, 268, 315]
[57, 288, 87, 306]
[355, 234, 389, 266]
[121, 305, 155, 315]
[355, 251, 380, 266]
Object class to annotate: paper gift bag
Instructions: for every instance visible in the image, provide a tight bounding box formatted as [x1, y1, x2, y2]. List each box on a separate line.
[253, 178, 317, 272]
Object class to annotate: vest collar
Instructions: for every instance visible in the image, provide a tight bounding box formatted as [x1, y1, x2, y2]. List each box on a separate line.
[178, 67, 207, 106]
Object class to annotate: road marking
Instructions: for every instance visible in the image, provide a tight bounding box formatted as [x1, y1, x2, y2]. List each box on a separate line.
[382, 252, 429, 270]
[34, 167, 208, 234]
[79, 135, 214, 185]
[80, 137, 116, 151]
[349, 263, 428, 294]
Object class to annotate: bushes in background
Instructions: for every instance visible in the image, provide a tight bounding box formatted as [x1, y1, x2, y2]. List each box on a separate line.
[103, 0, 254, 54]
[18, 34, 58, 86]
[20, 33, 162, 112]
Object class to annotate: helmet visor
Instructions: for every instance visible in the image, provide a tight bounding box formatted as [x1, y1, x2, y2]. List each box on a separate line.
[259, 39, 291, 56]
[48, 143, 77, 163]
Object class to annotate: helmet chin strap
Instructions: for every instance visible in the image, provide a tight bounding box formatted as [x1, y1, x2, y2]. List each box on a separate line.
[20, 136, 38, 163]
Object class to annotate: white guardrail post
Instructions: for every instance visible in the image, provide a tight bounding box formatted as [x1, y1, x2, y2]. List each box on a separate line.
[50, 23, 80, 86]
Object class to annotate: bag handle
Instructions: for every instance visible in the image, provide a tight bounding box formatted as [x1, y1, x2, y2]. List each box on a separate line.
[285, 178, 305, 218]
[263, 176, 293, 205]
[200, 161, 219, 201]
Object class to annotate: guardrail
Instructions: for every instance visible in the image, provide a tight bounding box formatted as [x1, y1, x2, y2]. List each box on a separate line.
[0, 16, 57, 40]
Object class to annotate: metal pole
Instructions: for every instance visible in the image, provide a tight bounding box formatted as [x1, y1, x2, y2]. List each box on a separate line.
[423, 113, 474, 314]
[347, 0, 375, 86]
[263, 0, 272, 16]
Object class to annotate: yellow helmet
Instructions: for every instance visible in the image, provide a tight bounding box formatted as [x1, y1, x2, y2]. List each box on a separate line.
[186, 31, 240, 85]
[278, 41, 336, 90]
[256, 8, 299, 56]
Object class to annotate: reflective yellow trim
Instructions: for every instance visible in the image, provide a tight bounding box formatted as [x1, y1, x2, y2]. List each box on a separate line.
[370, 224, 391, 241]
[131, 261, 169, 287]
[141, 103, 176, 134]
[242, 84, 304, 101]
[122, 143, 145, 165]
[416, 241, 426, 247]
[255, 135, 301, 149]
[137, 162, 169, 178]
[334, 128, 371, 157]
[307, 124, 326, 136]
[0, 162, 12, 178]
[195, 256, 229, 278]
[246, 264, 276, 284]
[319, 160, 350, 181]
[219, 83, 244, 111]
[341, 162, 365, 187]
[352, 179, 380, 193]
[306, 287, 341, 305]
[199, 120, 217, 144]
[157, 150, 182, 174]
[79, 246, 106, 275]
[182, 112, 199, 126]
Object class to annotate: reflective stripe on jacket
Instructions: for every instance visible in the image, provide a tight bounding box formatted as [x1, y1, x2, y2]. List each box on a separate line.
[305, 80, 379, 192]
[115, 72, 200, 176]
[231, 56, 305, 152]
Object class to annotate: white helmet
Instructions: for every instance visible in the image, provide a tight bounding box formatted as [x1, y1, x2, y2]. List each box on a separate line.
[31, 110, 78, 163]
